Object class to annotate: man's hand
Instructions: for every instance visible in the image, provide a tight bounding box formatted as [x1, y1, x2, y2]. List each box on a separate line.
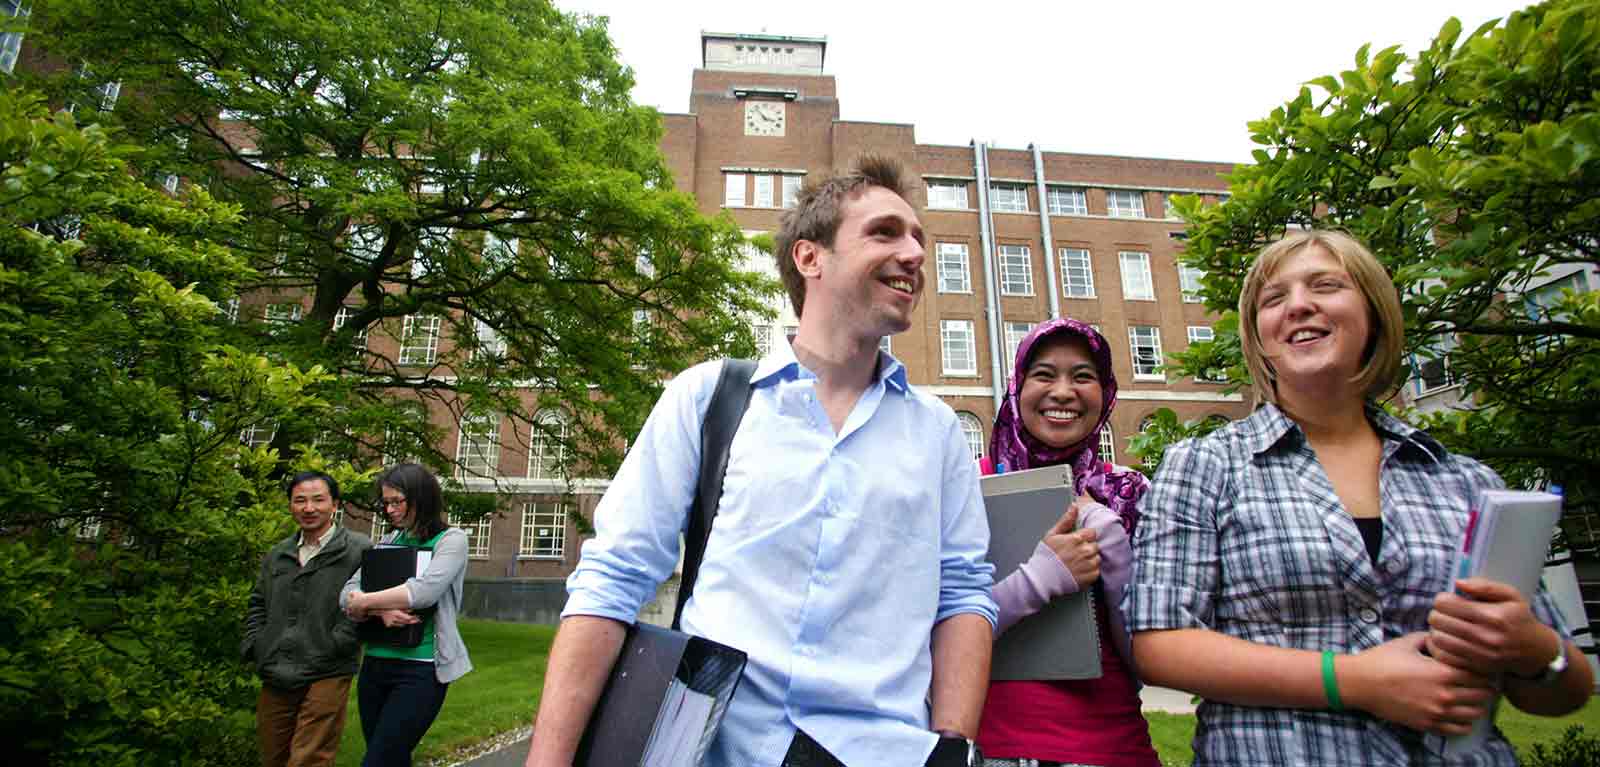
[377, 609, 420, 628]
[1343, 632, 1496, 735]
[1042, 497, 1100, 588]
[1428, 578, 1561, 678]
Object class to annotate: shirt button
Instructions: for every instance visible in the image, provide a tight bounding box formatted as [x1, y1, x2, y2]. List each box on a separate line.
[1358, 608, 1379, 624]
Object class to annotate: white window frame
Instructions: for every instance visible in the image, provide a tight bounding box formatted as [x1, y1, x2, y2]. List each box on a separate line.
[519, 501, 567, 559]
[1004, 322, 1032, 371]
[333, 305, 369, 349]
[927, 181, 968, 210]
[957, 412, 984, 459]
[455, 412, 501, 479]
[754, 175, 775, 208]
[474, 318, 507, 359]
[1188, 326, 1226, 383]
[240, 421, 276, 450]
[1059, 248, 1095, 298]
[1180, 265, 1205, 303]
[1098, 426, 1116, 465]
[936, 243, 972, 294]
[940, 320, 978, 376]
[456, 514, 492, 559]
[398, 314, 441, 365]
[1119, 251, 1155, 301]
[1047, 186, 1088, 216]
[0, 2, 27, 75]
[781, 175, 802, 209]
[528, 410, 569, 480]
[1129, 325, 1164, 380]
[998, 245, 1034, 296]
[1107, 190, 1146, 218]
[989, 183, 1029, 213]
[753, 323, 773, 358]
[723, 173, 746, 207]
[264, 302, 302, 327]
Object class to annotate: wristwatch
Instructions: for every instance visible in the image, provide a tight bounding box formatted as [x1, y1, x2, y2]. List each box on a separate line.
[1513, 633, 1569, 684]
[928, 732, 982, 767]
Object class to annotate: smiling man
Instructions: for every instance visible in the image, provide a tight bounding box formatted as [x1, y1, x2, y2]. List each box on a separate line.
[243, 471, 372, 767]
[527, 156, 997, 767]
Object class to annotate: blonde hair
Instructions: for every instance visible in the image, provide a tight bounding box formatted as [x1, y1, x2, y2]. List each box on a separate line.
[1237, 230, 1405, 405]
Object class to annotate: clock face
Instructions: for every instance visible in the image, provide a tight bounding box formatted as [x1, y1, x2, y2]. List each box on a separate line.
[744, 100, 785, 137]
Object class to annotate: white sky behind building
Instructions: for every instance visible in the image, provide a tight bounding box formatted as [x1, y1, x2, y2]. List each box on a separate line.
[558, 0, 1529, 162]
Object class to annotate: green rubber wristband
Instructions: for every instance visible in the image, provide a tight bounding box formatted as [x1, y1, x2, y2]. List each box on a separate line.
[1322, 650, 1344, 711]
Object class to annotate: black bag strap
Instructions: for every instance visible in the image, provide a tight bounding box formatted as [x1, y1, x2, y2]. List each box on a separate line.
[672, 358, 757, 630]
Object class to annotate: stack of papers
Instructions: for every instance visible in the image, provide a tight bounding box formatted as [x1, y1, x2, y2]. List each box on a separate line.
[640, 678, 715, 767]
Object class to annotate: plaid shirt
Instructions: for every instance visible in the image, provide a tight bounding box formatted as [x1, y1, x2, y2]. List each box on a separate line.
[1125, 403, 1570, 766]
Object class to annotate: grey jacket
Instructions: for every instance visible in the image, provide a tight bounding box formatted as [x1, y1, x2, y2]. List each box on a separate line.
[243, 526, 372, 690]
[341, 526, 473, 684]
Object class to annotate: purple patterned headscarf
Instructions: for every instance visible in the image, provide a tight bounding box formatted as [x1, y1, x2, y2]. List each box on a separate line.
[988, 318, 1151, 536]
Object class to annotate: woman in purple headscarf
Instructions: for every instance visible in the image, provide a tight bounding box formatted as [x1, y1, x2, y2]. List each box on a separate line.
[976, 318, 1160, 767]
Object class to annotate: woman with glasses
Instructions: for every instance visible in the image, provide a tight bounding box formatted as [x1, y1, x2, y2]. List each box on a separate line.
[341, 463, 473, 766]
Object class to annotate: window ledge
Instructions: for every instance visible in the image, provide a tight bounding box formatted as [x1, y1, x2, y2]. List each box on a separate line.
[1062, 293, 1098, 300]
[938, 289, 975, 295]
[516, 555, 565, 561]
[1132, 374, 1166, 382]
[1417, 383, 1463, 398]
[943, 372, 981, 378]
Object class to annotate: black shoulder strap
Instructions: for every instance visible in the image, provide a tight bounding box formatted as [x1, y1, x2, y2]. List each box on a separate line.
[672, 358, 757, 630]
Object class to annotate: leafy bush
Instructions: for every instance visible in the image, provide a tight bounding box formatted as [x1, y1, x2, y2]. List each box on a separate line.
[1524, 725, 1600, 767]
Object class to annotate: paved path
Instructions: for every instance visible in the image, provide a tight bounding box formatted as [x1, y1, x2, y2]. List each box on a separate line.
[455, 687, 1196, 765]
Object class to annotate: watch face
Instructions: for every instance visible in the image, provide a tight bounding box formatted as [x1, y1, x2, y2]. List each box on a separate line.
[744, 100, 785, 137]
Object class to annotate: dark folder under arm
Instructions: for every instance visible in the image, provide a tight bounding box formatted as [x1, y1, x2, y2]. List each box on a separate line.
[356, 545, 434, 648]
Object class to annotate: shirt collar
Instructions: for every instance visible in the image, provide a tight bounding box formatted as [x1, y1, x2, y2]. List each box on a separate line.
[751, 333, 908, 394]
[299, 524, 339, 549]
[1244, 402, 1446, 463]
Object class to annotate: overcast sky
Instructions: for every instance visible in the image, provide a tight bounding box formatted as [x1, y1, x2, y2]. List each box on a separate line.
[557, 0, 1529, 163]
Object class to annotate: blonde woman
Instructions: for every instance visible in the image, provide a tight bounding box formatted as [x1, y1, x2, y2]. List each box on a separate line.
[1125, 230, 1591, 766]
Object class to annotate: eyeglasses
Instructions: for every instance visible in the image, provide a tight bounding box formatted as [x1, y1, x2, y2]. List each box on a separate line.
[377, 497, 408, 508]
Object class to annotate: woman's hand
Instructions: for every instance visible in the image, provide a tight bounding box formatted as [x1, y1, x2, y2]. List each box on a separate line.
[1343, 632, 1496, 735]
[344, 590, 369, 621]
[1042, 496, 1100, 587]
[377, 609, 421, 628]
[1428, 578, 1562, 678]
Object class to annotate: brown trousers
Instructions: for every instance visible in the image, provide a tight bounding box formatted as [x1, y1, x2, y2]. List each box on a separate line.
[256, 675, 354, 767]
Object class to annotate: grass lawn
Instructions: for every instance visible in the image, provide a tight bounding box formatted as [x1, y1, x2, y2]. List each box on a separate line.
[335, 619, 556, 767]
[1145, 698, 1600, 765]
[332, 619, 1600, 766]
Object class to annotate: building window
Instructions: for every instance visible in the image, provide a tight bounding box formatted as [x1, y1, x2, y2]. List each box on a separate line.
[957, 412, 984, 459]
[723, 173, 746, 207]
[937, 243, 971, 294]
[1164, 195, 1180, 220]
[520, 501, 567, 558]
[1180, 265, 1205, 303]
[927, 181, 968, 210]
[484, 231, 518, 265]
[1526, 271, 1591, 320]
[528, 410, 569, 480]
[456, 412, 500, 479]
[1047, 186, 1088, 216]
[1004, 322, 1033, 371]
[399, 314, 441, 365]
[753, 323, 772, 358]
[941, 320, 978, 375]
[240, 422, 276, 450]
[1059, 248, 1095, 298]
[333, 305, 369, 349]
[1097, 426, 1116, 465]
[1187, 325, 1226, 383]
[1129, 326, 1164, 380]
[990, 183, 1029, 213]
[264, 302, 302, 328]
[473, 318, 507, 359]
[0, 1, 26, 75]
[457, 514, 492, 559]
[222, 297, 240, 323]
[1107, 190, 1146, 218]
[781, 175, 802, 208]
[998, 245, 1033, 296]
[1119, 251, 1155, 301]
[413, 226, 451, 279]
[754, 174, 775, 208]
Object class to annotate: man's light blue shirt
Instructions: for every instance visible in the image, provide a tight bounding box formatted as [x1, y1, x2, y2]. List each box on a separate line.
[564, 338, 997, 767]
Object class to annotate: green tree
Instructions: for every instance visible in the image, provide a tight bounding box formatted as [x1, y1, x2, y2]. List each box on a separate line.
[23, 0, 774, 488]
[0, 88, 331, 765]
[1150, 0, 1599, 520]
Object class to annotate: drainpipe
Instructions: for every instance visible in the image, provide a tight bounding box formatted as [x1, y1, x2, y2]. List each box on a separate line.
[1031, 143, 1061, 319]
[972, 141, 1006, 413]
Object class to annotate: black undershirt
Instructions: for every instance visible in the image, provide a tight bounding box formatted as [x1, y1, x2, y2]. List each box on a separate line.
[1353, 516, 1383, 565]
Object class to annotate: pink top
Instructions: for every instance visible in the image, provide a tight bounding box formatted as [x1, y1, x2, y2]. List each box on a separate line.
[978, 502, 1159, 766]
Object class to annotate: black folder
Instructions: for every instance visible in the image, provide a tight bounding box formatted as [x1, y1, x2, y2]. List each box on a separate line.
[356, 545, 435, 648]
[574, 622, 747, 767]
